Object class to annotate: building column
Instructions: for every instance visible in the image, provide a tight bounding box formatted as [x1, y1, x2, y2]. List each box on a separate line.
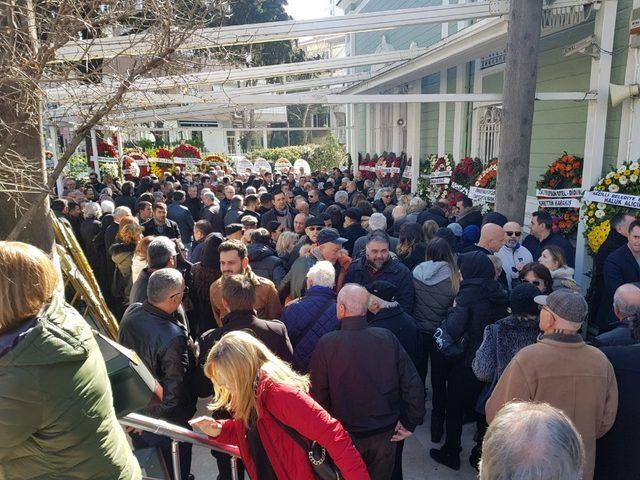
[437, 70, 447, 156]
[441, 0, 449, 39]
[374, 104, 382, 153]
[470, 59, 483, 158]
[617, 0, 640, 165]
[365, 104, 372, 153]
[406, 80, 422, 194]
[452, 63, 467, 161]
[574, 0, 618, 288]
[392, 103, 402, 153]
[262, 129, 268, 149]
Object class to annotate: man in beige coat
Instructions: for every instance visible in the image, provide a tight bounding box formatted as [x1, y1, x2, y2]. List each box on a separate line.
[486, 290, 618, 480]
[209, 240, 282, 327]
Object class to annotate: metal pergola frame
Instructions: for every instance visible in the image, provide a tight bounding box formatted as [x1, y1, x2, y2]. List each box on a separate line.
[52, 0, 595, 62]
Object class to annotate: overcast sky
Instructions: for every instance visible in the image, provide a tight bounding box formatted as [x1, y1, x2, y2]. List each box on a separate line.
[285, 0, 341, 20]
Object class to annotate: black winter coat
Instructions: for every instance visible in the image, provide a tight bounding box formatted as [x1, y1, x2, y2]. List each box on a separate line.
[248, 244, 287, 288]
[200, 204, 224, 234]
[142, 218, 181, 239]
[596, 345, 640, 479]
[79, 218, 102, 266]
[259, 206, 297, 231]
[444, 252, 509, 367]
[344, 256, 415, 314]
[195, 310, 293, 397]
[601, 245, 640, 327]
[368, 306, 422, 370]
[114, 194, 137, 213]
[119, 302, 198, 425]
[340, 222, 368, 257]
[417, 207, 449, 228]
[592, 229, 627, 329]
[309, 316, 425, 435]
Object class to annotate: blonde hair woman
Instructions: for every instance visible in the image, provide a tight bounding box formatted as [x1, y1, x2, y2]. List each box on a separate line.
[192, 330, 369, 480]
[275, 231, 299, 265]
[0, 241, 139, 479]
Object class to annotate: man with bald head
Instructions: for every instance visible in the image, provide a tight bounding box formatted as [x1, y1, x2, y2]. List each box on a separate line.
[496, 221, 533, 290]
[464, 222, 508, 287]
[597, 283, 640, 478]
[310, 284, 425, 478]
[595, 283, 640, 347]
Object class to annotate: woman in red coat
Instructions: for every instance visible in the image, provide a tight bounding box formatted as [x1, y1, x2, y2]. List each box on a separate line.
[191, 330, 370, 480]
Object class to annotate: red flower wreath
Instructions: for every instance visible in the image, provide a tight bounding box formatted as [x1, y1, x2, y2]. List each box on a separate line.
[536, 153, 583, 236]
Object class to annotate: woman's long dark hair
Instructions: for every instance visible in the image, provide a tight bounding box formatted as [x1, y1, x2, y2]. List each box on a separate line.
[397, 223, 422, 256]
[426, 237, 460, 293]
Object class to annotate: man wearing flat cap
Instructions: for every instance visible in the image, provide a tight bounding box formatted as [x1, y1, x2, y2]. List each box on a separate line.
[486, 290, 618, 480]
[279, 228, 352, 303]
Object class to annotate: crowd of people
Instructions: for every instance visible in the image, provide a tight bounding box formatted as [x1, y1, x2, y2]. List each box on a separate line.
[3, 162, 640, 480]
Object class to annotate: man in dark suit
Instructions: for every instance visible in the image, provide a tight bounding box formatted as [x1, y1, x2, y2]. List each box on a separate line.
[167, 190, 195, 247]
[593, 213, 637, 330]
[601, 220, 640, 328]
[200, 190, 224, 234]
[143, 202, 180, 239]
[259, 190, 297, 231]
[522, 210, 575, 267]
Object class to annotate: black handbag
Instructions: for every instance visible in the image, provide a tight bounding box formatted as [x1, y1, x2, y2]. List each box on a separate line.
[433, 306, 470, 361]
[94, 330, 163, 418]
[272, 417, 341, 480]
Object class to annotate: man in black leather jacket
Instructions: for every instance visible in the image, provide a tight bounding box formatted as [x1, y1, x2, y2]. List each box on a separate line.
[119, 268, 197, 480]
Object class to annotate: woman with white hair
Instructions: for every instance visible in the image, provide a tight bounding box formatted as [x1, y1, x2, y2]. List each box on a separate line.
[79, 202, 103, 266]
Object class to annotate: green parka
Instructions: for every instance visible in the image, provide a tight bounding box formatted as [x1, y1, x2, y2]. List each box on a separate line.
[0, 294, 141, 480]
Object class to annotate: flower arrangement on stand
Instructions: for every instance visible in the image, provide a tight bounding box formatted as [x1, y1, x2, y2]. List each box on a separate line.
[417, 154, 454, 204]
[472, 160, 499, 213]
[202, 154, 227, 172]
[149, 147, 173, 177]
[583, 160, 640, 254]
[97, 141, 118, 158]
[536, 153, 583, 237]
[172, 143, 202, 173]
[88, 140, 118, 171]
[446, 157, 483, 206]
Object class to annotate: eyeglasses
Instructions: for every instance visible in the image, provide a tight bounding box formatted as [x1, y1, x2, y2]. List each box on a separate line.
[382, 194, 391, 198]
[523, 279, 541, 287]
[505, 231, 522, 237]
[307, 226, 323, 231]
[170, 286, 189, 298]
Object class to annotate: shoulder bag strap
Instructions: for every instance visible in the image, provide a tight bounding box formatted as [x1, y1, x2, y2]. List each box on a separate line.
[271, 415, 311, 451]
[291, 299, 335, 346]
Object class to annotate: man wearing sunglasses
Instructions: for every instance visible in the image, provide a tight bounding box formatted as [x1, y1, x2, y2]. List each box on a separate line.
[496, 221, 533, 290]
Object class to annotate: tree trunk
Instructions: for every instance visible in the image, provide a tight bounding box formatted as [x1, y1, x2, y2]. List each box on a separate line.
[494, 0, 544, 223]
[0, 0, 54, 252]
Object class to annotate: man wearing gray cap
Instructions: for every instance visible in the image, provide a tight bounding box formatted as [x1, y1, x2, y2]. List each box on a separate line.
[486, 290, 618, 480]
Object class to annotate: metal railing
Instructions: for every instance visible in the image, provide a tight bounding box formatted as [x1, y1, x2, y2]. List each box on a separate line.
[120, 413, 241, 480]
